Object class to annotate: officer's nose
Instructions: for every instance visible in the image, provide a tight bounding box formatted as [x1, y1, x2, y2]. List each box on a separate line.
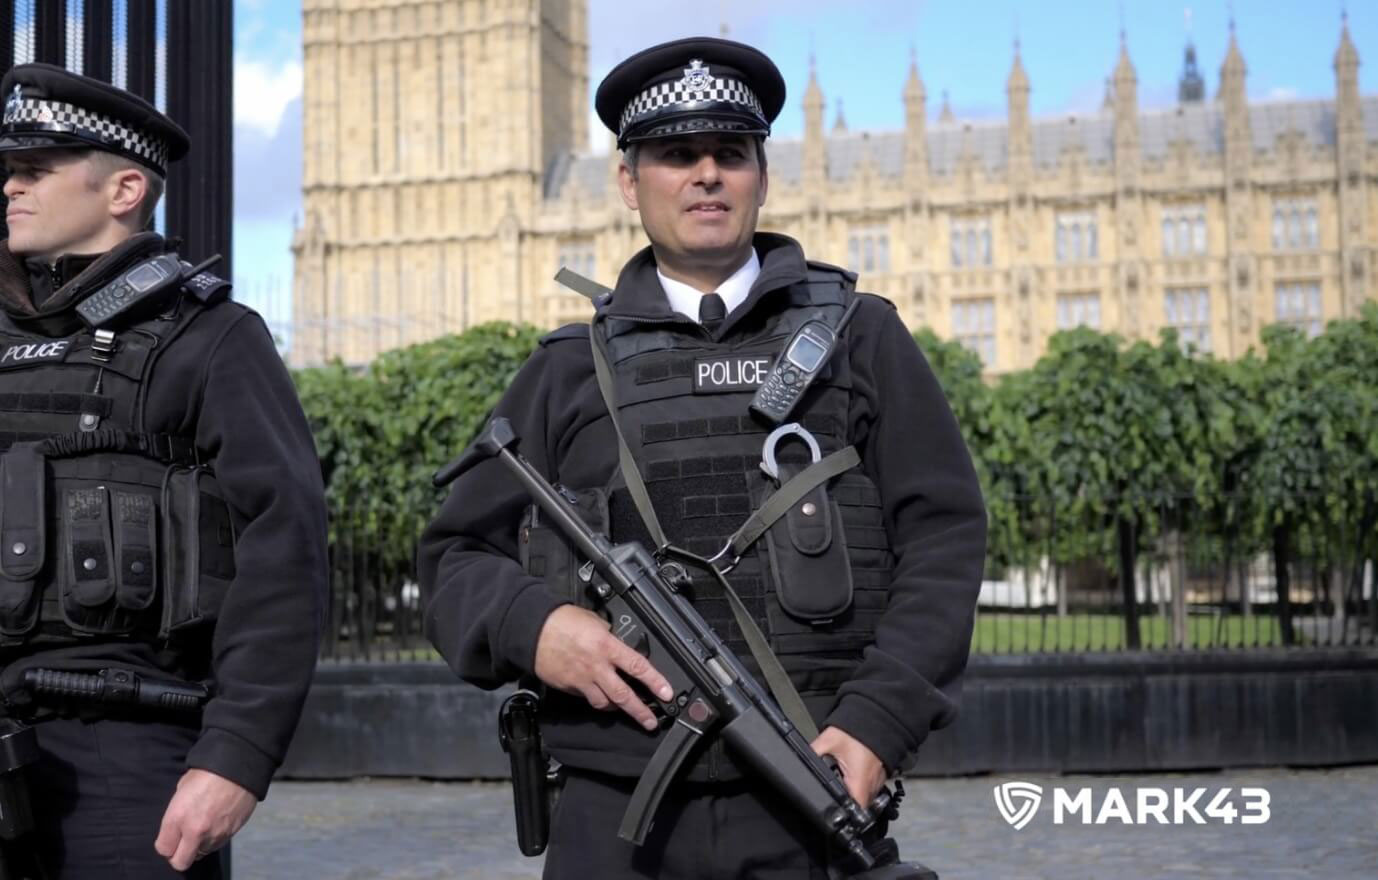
[2, 174, 22, 200]
[691, 154, 722, 188]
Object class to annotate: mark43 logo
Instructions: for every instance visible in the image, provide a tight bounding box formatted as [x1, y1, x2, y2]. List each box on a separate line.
[994, 782, 1271, 828]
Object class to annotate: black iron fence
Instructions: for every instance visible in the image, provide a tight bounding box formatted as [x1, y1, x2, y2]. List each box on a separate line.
[318, 491, 1377, 662]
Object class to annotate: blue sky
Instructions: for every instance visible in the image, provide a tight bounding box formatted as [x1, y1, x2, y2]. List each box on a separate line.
[231, 0, 1377, 324]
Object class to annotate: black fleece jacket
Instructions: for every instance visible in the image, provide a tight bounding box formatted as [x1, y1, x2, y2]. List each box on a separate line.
[0, 235, 328, 799]
[418, 233, 986, 779]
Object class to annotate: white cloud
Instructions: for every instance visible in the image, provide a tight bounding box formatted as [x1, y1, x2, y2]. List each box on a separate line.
[234, 57, 302, 138]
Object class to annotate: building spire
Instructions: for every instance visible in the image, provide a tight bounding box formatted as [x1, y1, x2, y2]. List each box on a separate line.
[833, 99, 848, 132]
[939, 89, 954, 123]
[1178, 7, 1205, 103]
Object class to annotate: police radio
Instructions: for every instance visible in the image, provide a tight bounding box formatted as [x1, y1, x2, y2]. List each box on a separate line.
[76, 254, 220, 328]
[749, 298, 861, 425]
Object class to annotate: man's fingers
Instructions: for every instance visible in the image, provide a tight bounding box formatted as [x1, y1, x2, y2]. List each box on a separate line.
[153, 817, 180, 859]
[594, 668, 659, 730]
[607, 637, 674, 703]
[578, 683, 611, 710]
[169, 833, 203, 872]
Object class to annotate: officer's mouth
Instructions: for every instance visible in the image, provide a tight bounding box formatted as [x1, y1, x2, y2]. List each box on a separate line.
[686, 201, 730, 215]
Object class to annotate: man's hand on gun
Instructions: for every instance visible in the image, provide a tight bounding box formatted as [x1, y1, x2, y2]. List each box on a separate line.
[812, 726, 888, 808]
[534, 604, 675, 731]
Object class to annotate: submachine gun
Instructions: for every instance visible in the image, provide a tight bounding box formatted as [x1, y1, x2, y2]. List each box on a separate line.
[435, 418, 937, 880]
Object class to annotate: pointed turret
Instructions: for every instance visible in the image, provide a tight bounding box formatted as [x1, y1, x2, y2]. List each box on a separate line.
[1113, 32, 1139, 160]
[1178, 7, 1204, 102]
[903, 48, 928, 190]
[832, 99, 848, 133]
[939, 89, 954, 123]
[1007, 40, 1032, 188]
[1336, 11, 1367, 317]
[803, 53, 826, 189]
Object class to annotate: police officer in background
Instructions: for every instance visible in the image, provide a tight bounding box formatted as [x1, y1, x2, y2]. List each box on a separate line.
[0, 64, 327, 877]
[420, 37, 986, 878]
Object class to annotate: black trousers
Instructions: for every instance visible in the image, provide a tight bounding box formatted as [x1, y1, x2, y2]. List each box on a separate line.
[21, 716, 224, 880]
[542, 769, 833, 880]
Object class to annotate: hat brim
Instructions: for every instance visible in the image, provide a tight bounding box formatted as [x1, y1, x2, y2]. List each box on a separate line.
[0, 129, 166, 175]
[0, 131, 95, 154]
[622, 112, 769, 147]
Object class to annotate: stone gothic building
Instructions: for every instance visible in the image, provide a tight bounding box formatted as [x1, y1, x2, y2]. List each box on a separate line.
[291, 1, 1376, 371]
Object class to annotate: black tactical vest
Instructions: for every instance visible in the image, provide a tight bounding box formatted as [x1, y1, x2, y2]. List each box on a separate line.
[0, 292, 235, 647]
[525, 263, 894, 722]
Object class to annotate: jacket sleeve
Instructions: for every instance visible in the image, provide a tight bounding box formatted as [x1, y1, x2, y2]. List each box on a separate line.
[416, 343, 573, 688]
[185, 313, 329, 799]
[822, 300, 987, 772]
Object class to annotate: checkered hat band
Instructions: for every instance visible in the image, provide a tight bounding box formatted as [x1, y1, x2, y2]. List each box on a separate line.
[619, 75, 765, 134]
[3, 98, 168, 169]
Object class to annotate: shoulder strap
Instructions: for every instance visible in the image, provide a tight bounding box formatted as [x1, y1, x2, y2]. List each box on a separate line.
[587, 315, 822, 739]
[724, 446, 861, 561]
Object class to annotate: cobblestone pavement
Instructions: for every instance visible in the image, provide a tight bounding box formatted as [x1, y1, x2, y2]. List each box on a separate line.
[235, 766, 1378, 880]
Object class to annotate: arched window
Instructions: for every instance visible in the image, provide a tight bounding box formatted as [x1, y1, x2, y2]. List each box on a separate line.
[951, 228, 962, 267]
[966, 229, 978, 267]
[1163, 218, 1174, 257]
[1288, 209, 1302, 250]
[1272, 210, 1284, 250]
[1304, 208, 1318, 249]
[1087, 223, 1098, 259]
[1177, 218, 1191, 257]
[1069, 224, 1082, 261]
[981, 227, 992, 265]
[1192, 216, 1206, 254]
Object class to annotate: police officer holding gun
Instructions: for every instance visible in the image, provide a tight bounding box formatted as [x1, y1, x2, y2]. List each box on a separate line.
[420, 37, 986, 878]
[0, 64, 328, 877]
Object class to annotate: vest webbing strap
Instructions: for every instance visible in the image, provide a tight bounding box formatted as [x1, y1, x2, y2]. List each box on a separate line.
[588, 321, 818, 740]
[726, 446, 861, 560]
[37, 428, 201, 466]
[555, 268, 613, 301]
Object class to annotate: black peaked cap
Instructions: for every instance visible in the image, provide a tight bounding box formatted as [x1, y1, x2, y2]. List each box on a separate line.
[0, 62, 189, 175]
[596, 37, 786, 149]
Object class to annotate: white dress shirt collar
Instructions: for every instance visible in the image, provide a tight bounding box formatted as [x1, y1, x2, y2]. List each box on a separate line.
[657, 249, 761, 324]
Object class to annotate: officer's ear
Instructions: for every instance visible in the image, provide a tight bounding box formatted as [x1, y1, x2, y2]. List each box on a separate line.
[617, 155, 640, 212]
[101, 164, 150, 225]
[754, 138, 769, 207]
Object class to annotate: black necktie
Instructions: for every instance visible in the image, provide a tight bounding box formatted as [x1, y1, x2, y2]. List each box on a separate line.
[699, 293, 727, 334]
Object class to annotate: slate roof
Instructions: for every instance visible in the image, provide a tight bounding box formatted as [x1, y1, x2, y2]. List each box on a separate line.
[544, 96, 1377, 200]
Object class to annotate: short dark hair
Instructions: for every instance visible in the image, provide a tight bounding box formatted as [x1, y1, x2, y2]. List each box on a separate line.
[622, 134, 768, 180]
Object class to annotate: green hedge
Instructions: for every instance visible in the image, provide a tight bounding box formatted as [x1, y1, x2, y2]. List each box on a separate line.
[294, 303, 1378, 577]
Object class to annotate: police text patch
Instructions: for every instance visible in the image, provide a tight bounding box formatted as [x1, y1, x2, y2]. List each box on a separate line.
[0, 339, 71, 369]
[693, 354, 773, 393]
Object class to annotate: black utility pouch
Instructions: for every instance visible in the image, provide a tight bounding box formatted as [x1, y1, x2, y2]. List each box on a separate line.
[112, 491, 157, 612]
[518, 487, 609, 608]
[0, 446, 45, 640]
[759, 464, 854, 624]
[160, 466, 236, 638]
[59, 486, 122, 634]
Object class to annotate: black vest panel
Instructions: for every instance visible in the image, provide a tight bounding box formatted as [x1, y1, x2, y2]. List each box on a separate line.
[581, 265, 893, 717]
[0, 298, 236, 647]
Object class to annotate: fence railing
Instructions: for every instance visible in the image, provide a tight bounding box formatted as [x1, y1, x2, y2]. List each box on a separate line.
[319, 492, 1378, 662]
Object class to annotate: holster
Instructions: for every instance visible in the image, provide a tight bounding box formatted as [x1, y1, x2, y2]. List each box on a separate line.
[498, 688, 552, 857]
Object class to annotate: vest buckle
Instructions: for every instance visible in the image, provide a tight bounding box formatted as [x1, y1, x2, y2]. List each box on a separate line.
[91, 329, 118, 363]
